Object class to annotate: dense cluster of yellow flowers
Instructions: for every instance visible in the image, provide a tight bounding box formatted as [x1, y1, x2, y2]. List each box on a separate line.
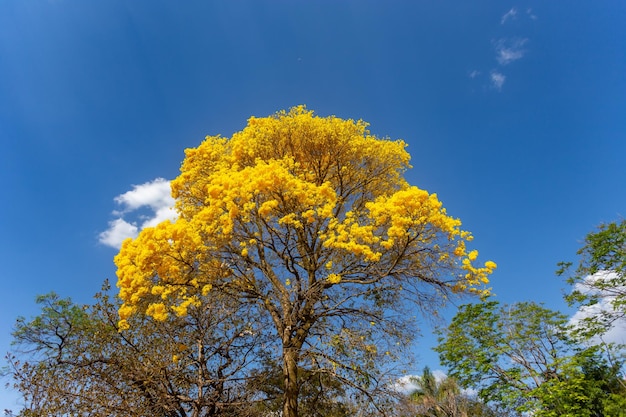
[115, 219, 220, 329]
[115, 106, 495, 328]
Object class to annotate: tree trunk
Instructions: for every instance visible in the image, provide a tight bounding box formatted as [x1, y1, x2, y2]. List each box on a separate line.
[282, 345, 299, 417]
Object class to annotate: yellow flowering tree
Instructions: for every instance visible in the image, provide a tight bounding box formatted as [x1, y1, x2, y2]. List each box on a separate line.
[115, 106, 495, 417]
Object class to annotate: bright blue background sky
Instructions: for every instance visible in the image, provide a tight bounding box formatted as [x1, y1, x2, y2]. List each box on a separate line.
[1, 0, 625, 411]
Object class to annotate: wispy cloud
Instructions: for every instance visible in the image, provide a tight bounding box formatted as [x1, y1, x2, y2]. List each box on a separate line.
[469, 7, 536, 92]
[501, 7, 518, 25]
[494, 38, 528, 65]
[490, 71, 506, 90]
[99, 178, 177, 248]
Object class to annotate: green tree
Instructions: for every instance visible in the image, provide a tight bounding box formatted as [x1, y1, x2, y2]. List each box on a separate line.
[409, 367, 467, 417]
[436, 301, 626, 416]
[113, 107, 495, 417]
[7, 283, 271, 416]
[558, 219, 626, 339]
[399, 367, 503, 417]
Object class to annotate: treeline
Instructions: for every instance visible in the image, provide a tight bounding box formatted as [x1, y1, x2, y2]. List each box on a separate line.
[4, 108, 625, 416]
[7, 223, 624, 416]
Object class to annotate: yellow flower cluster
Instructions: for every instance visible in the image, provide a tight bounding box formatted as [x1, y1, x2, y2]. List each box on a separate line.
[115, 219, 219, 329]
[322, 187, 456, 259]
[327, 273, 342, 284]
[115, 106, 495, 327]
[451, 255, 497, 297]
[171, 106, 411, 220]
[188, 157, 339, 239]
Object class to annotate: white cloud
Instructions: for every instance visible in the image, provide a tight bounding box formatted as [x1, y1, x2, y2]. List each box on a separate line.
[490, 71, 506, 90]
[501, 7, 518, 25]
[114, 177, 173, 211]
[494, 38, 528, 65]
[526, 8, 537, 20]
[99, 218, 138, 248]
[569, 271, 626, 345]
[468, 70, 481, 79]
[99, 178, 177, 249]
[141, 205, 178, 229]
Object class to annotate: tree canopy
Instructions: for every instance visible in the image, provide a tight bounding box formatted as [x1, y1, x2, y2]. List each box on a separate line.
[114, 106, 495, 417]
[436, 301, 626, 416]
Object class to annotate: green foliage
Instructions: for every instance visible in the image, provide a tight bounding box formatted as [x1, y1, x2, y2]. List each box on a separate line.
[403, 367, 505, 417]
[571, 220, 626, 276]
[409, 367, 463, 417]
[436, 301, 626, 416]
[12, 292, 92, 359]
[559, 219, 626, 338]
[531, 348, 626, 417]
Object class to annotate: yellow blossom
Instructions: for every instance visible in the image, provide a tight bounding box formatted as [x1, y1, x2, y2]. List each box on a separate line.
[327, 274, 342, 284]
[146, 303, 168, 321]
[201, 284, 212, 296]
[485, 260, 497, 270]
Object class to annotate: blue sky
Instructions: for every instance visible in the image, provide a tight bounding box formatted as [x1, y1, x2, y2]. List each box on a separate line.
[1, 0, 625, 411]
